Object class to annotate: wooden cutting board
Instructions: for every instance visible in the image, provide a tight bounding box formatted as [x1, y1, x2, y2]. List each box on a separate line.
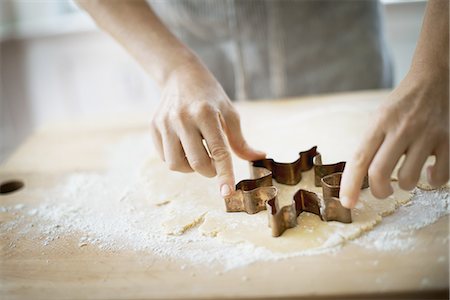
[0, 90, 448, 299]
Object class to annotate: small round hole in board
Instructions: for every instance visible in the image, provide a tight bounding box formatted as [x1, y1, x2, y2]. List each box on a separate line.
[0, 180, 25, 195]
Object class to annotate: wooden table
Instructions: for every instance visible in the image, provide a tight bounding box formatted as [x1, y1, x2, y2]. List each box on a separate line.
[0, 90, 448, 299]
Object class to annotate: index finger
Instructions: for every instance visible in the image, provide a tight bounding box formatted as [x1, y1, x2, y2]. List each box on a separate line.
[340, 122, 384, 208]
[198, 111, 235, 198]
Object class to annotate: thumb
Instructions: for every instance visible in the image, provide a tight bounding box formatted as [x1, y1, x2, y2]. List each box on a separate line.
[221, 110, 266, 161]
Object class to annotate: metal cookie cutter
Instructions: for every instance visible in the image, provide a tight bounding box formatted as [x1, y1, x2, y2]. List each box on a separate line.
[224, 146, 369, 237]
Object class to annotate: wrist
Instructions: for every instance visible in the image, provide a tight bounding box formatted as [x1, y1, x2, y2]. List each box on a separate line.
[161, 53, 205, 87]
[403, 60, 449, 110]
[408, 60, 448, 83]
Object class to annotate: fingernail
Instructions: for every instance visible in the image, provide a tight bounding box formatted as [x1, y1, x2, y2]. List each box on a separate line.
[220, 184, 232, 197]
[340, 196, 352, 208]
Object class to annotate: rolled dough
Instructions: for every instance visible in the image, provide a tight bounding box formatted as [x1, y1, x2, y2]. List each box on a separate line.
[143, 158, 411, 254]
[142, 104, 438, 255]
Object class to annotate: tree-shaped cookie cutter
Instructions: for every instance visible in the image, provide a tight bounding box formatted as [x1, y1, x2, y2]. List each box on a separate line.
[224, 146, 369, 237]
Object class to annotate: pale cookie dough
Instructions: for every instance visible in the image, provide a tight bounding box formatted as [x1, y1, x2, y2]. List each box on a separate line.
[142, 103, 417, 255]
[143, 158, 412, 254]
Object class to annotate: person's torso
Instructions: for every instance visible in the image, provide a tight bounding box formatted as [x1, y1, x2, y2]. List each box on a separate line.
[149, 0, 393, 100]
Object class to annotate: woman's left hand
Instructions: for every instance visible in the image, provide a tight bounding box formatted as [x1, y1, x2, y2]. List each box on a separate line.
[339, 66, 449, 208]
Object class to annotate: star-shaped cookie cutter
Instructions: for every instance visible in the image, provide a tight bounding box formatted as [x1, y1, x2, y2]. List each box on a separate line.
[224, 146, 369, 237]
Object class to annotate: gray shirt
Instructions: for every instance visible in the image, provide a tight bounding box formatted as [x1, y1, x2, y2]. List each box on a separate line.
[149, 0, 393, 100]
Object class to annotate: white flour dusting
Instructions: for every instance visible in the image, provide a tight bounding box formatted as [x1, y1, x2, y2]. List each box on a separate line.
[1, 134, 448, 269]
[353, 187, 449, 251]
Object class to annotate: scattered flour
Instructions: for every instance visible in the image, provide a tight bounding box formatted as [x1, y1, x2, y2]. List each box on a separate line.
[1, 134, 449, 270]
[352, 187, 449, 251]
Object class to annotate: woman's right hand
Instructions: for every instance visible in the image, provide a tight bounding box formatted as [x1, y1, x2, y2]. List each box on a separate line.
[150, 60, 266, 198]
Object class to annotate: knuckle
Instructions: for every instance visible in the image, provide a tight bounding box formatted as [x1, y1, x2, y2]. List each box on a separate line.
[226, 107, 240, 121]
[396, 118, 421, 140]
[163, 115, 176, 131]
[192, 102, 216, 118]
[167, 111, 180, 124]
[210, 146, 231, 162]
[177, 108, 191, 124]
[352, 149, 369, 168]
[173, 104, 190, 117]
[374, 104, 394, 128]
[217, 169, 233, 181]
[153, 116, 169, 132]
[235, 138, 248, 151]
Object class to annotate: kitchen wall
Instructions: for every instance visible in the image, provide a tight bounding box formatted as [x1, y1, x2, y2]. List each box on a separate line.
[0, 0, 427, 163]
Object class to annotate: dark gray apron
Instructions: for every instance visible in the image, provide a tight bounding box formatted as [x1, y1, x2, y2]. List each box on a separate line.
[149, 0, 393, 101]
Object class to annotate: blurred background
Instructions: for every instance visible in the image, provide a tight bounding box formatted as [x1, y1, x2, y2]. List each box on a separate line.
[0, 0, 427, 163]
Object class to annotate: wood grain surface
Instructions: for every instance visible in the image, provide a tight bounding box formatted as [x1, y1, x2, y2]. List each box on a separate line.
[0, 90, 448, 299]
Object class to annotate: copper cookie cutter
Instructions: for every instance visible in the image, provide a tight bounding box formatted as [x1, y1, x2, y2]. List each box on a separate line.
[224, 146, 369, 237]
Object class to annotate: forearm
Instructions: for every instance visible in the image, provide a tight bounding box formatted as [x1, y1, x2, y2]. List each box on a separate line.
[410, 0, 449, 75]
[76, 0, 200, 87]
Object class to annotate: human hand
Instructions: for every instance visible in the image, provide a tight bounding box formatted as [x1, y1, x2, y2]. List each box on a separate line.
[340, 66, 449, 208]
[150, 60, 266, 198]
